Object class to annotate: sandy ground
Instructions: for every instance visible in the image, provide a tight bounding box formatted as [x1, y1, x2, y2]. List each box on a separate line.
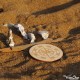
[0, 0, 80, 80]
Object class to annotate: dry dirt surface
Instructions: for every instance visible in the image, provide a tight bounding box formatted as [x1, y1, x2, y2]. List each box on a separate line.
[0, 0, 80, 80]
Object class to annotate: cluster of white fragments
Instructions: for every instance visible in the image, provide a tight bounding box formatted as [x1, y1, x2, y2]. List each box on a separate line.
[4, 24, 49, 48]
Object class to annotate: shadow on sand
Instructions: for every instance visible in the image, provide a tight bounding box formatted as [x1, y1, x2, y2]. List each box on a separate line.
[0, 33, 8, 47]
[0, 62, 80, 79]
[63, 27, 80, 43]
[32, 0, 80, 16]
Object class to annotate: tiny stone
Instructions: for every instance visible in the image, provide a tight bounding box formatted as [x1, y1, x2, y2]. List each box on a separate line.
[0, 7, 4, 13]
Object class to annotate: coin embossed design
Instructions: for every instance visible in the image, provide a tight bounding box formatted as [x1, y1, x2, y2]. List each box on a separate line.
[29, 44, 63, 62]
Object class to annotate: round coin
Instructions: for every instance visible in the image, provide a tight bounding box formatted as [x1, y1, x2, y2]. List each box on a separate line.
[29, 44, 63, 62]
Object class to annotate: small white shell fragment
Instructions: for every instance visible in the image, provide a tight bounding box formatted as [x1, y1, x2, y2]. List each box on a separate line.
[38, 30, 49, 39]
[28, 33, 36, 43]
[3, 23, 28, 39]
[9, 41, 15, 47]
[14, 24, 28, 39]
[8, 29, 15, 47]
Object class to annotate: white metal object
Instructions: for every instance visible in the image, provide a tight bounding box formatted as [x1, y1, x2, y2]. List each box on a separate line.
[28, 33, 36, 43]
[29, 44, 63, 62]
[38, 30, 49, 39]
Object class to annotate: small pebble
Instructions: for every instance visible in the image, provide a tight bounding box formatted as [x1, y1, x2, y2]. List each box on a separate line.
[0, 7, 4, 13]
